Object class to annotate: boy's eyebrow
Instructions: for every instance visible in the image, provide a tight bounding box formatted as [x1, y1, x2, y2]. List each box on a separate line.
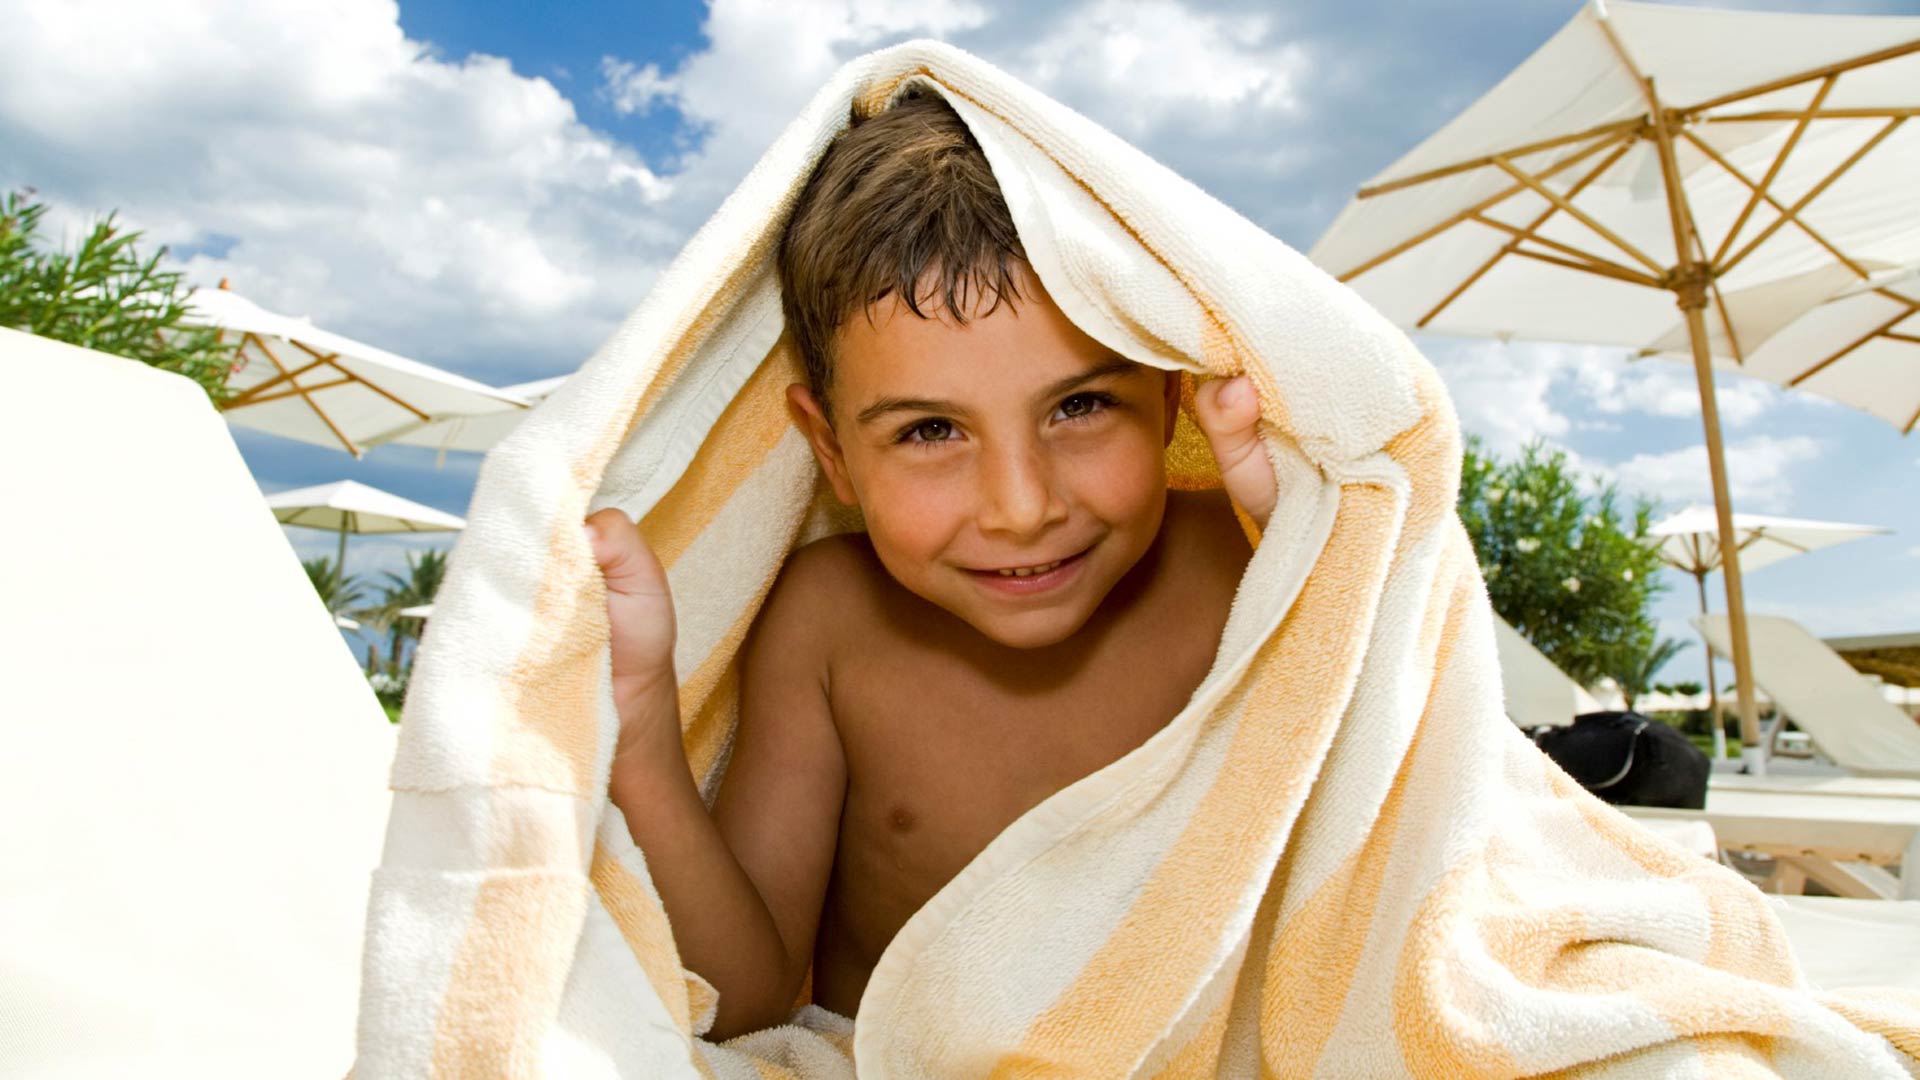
[854, 396, 973, 426]
[852, 357, 1145, 427]
[1033, 357, 1145, 401]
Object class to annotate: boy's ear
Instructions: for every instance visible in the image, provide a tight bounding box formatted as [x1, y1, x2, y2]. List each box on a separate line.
[786, 383, 859, 506]
[1162, 369, 1182, 447]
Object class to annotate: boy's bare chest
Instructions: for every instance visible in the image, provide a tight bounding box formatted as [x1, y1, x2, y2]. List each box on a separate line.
[814, 605, 1221, 981]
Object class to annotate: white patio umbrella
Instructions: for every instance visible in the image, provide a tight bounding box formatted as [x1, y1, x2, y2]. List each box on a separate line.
[264, 479, 465, 572]
[383, 374, 567, 458]
[1648, 505, 1890, 758]
[184, 285, 529, 457]
[1309, 0, 1920, 765]
[1704, 266, 1920, 434]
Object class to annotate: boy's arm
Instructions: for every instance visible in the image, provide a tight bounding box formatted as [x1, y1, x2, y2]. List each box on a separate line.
[711, 547, 848, 1017]
[589, 510, 844, 1040]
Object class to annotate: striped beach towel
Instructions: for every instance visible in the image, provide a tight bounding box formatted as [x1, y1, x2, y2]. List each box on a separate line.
[354, 41, 1920, 1078]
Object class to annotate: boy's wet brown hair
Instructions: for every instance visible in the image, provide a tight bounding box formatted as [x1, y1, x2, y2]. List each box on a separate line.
[777, 87, 1027, 418]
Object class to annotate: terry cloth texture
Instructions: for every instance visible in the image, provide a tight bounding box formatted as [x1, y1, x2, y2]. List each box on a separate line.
[354, 41, 1920, 1078]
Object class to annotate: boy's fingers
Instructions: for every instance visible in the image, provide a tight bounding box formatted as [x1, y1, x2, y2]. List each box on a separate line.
[584, 508, 670, 601]
[1193, 376, 1276, 532]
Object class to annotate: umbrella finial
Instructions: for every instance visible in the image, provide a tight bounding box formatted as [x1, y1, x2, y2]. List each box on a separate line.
[218, 277, 231, 290]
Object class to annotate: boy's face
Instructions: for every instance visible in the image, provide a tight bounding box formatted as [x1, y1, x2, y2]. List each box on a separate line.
[788, 274, 1180, 650]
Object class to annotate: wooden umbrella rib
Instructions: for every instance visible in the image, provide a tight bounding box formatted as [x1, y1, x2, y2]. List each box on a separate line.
[1721, 117, 1906, 278]
[340, 368, 434, 423]
[1787, 306, 1914, 387]
[225, 332, 361, 455]
[1492, 156, 1665, 275]
[1904, 401, 1920, 437]
[1883, 331, 1920, 346]
[1702, 107, 1920, 123]
[1417, 139, 1636, 327]
[1355, 118, 1642, 199]
[1469, 212, 1662, 286]
[238, 377, 357, 408]
[1682, 38, 1920, 115]
[1712, 75, 1836, 269]
[1707, 275, 1743, 365]
[1509, 247, 1664, 289]
[1678, 128, 1871, 280]
[222, 355, 333, 407]
[1337, 129, 1634, 282]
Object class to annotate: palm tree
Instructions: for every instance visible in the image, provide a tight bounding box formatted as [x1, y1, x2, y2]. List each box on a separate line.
[302, 556, 366, 619]
[1611, 636, 1693, 712]
[359, 548, 449, 677]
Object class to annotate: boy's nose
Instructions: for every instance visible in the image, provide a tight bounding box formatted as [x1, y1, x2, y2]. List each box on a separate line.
[975, 443, 1067, 540]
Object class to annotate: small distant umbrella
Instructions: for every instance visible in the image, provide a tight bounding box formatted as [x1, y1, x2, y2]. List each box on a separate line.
[1647, 505, 1889, 758]
[396, 604, 434, 620]
[184, 285, 528, 457]
[264, 479, 465, 572]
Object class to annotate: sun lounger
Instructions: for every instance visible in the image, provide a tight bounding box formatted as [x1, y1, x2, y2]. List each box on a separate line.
[1491, 613, 1603, 728]
[0, 330, 394, 1076]
[1633, 818, 1920, 991]
[1695, 614, 1920, 779]
[1768, 897, 1920, 993]
[1626, 786, 1920, 900]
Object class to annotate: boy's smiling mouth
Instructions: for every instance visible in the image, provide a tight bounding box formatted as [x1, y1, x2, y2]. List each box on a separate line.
[963, 546, 1091, 595]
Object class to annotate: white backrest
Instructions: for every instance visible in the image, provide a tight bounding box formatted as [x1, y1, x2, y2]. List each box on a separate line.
[0, 329, 393, 1076]
[1492, 613, 1602, 728]
[1695, 613, 1920, 779]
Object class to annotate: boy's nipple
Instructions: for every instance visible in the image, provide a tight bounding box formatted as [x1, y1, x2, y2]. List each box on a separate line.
[887, 806, 916, 832]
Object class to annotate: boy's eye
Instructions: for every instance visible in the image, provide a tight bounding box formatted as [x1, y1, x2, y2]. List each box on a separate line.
[1054, 392, 1115, 422]
[897, 417, 956, 444]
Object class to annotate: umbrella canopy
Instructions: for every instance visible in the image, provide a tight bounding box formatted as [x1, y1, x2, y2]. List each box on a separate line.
[1309, 2, 1920, 363]
[265, 480, 466, 535]
[1717, 267, 1920, 434]
[184, 286, 529, 457]
[266, 479, 464, 571]
[1308, 0, 1920, 765]
[1649, 505, 1891, 577]
[383, 375, 567, 455]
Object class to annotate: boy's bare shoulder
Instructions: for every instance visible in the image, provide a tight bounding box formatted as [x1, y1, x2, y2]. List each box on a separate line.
[745, 532, 890, 655]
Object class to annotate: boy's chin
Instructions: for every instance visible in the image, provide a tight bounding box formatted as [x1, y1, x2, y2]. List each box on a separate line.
[947, 601, 1095, 651]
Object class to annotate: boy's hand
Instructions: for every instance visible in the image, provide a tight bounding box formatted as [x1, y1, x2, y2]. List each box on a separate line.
[1193, 375, 1275, 532]
[584, 508, 681, 765]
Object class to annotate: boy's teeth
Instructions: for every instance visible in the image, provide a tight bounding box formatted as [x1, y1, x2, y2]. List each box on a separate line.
[995, 559, 1062, 577]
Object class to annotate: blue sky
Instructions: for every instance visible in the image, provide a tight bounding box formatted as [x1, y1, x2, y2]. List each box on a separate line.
[3, 0, 1917, 689]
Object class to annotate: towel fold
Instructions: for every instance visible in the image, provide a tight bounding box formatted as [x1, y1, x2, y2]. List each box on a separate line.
[354, 41, 1920, 1078]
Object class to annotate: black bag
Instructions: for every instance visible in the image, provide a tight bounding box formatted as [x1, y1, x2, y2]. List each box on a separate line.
[1531, 711, 1709, 810]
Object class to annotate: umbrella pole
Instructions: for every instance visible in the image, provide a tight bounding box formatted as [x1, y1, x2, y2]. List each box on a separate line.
[1645, 78, 1764, 775]
[1694, 569, 1726, 761]
[1680, 294, 1765, 775]
[336, 526, 349, 576]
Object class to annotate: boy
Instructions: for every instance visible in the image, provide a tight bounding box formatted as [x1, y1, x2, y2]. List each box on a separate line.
[586, 92, 1276, 1040]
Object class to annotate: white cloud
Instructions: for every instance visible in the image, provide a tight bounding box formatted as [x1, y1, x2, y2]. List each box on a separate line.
[1573, 358, 1777, 428]
[0, 0, 672, 379]
[1008, 0, 1307, 137]
[1608, 435, 1824, 512]
[601, 58, 673, 116]
[1424, 339, 1576, 455]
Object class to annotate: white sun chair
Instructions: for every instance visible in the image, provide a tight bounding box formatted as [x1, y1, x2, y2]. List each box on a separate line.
[1767, 896, 1920, 992]
[1626, 788, 1920, 900]
[0, 329, 394, 1076]
[1695, 614, 1920, 781]
[1491, 614, 1603, 729]
[1628, 819, 1920, 989]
